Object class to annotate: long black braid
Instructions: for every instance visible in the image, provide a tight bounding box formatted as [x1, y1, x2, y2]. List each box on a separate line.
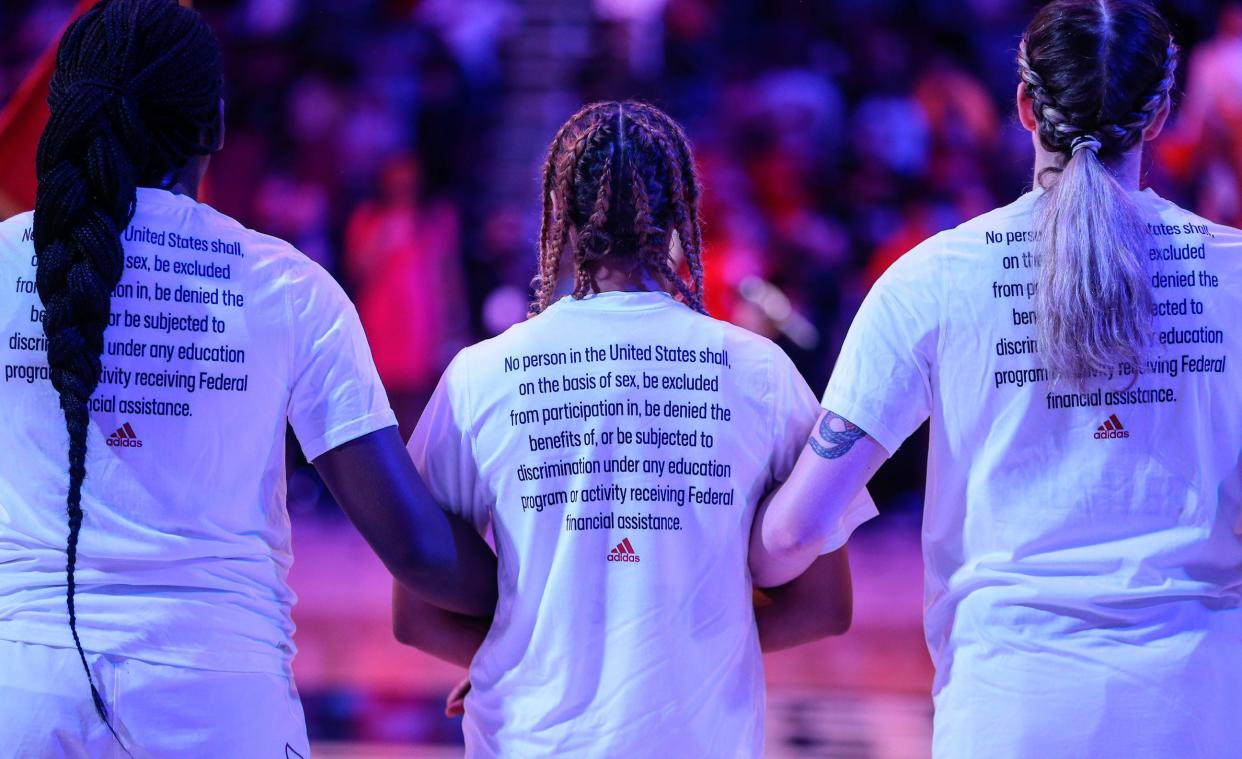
[32, 0, 222, 732]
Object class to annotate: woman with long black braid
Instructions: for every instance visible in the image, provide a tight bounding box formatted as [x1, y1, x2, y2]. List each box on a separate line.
[0, 1, 496, 754]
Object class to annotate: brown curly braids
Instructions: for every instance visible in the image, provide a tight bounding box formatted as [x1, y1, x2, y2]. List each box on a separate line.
[529, 101, 707, 316]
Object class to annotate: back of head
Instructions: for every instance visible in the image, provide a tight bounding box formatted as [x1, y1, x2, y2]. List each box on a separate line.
[32, 0, 222, 732]
[1019, 0, 1177, 382]
[531, 101, 707, 316]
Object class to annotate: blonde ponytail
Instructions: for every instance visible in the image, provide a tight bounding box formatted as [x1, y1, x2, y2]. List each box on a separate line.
[1018, 0, 1178, 383]
[1034, 137, 1153, 380]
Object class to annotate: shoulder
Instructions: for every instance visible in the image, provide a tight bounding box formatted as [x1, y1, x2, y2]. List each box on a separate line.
[204, 207, 340, 294]
[1145, 191, 1242, 243]
[685, 309, 805, 398]
[875, 194, 1043, 291]
[0, 211, 34, 248]
[441, 318, 541, 394]
[206, 208, 310, 270]
[172, 201, 353, 322]
[955, 192, 1040, 233]
[712, 311, 789, 365]
[142, 192, 314, 274]
[934, 192, 1040, 260]
[0, 212, 35, 278]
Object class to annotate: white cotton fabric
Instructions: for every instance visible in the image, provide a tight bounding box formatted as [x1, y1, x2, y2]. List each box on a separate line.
[0, 188, 395, 676]
[0, 638, 310, 757]
[409, 290, 875, 758]
[823, 189, 1242, 759]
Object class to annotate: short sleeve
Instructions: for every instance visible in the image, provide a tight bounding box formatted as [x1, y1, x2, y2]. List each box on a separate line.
[822, 237, 941, 456]
[767, 345, 879, 554]
[406, 352, 491, 535]
[286, 263, 397, 461]
[766, 347, 823, 485]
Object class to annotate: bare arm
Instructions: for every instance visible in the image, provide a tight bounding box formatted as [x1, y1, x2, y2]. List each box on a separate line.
[754, 548, 853, 652]
[750, 410, 887, 588]
[392, 580, 489, 668]
[313, 426, 498, 617]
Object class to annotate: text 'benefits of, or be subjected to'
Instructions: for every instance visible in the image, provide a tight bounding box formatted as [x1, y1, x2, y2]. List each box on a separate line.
[503, 342, 737, 534]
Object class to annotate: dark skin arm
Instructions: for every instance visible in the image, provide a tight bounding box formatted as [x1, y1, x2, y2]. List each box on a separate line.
[390, 548, 852, 666]
[391, 543, 851, 721]
[313, 426, 498, 618]
[392, 579, 490, 668]
[393, 582, 488, 717]
[753, 548, 853, 652]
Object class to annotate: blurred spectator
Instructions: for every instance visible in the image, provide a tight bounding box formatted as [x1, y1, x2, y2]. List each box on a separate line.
[344, 155, 465, 432]
[1, 0, 1230, 503]
[1172, 2, 1242, 227]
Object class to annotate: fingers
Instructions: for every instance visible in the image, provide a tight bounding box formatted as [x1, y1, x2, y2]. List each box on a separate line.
[444, 678, 472, 717]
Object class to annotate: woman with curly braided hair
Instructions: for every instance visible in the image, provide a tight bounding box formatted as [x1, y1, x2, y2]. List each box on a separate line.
[753, 1, 1242, 757]
[395, 101, 870, 756]
[0, 1, 497, 754]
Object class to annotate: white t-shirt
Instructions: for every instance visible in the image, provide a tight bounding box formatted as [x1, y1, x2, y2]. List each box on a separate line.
[408, 290, 875, 758]
[0, 188, 396, 676]
[824, 189, 1242, 758]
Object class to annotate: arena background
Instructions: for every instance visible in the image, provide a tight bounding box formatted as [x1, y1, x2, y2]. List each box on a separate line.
[2, 1, 1239, 756]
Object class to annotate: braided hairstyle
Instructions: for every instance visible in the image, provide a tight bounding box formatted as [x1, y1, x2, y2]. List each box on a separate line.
[1018, 0, 1177, 382]
[33, 0, 222, 729]
[530, 101, 707, 316]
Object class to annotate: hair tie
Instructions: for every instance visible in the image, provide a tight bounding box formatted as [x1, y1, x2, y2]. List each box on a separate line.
[1071, 134, 1102, 156]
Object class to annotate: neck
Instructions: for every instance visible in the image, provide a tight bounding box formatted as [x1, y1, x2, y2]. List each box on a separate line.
[591, 259, 665, 293]
[1033, 142, 1143, 190]
[160, 155, 210, 201]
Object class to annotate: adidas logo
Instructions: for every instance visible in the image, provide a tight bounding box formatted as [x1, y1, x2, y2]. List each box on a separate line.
[106, 422, 144, 449]
[607, 537, 640, 564]
[1093, 413, 1130, 440]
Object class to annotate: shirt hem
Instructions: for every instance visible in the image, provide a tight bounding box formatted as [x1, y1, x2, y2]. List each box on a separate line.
[299, 410, 398, 462]
[819, 393, 905, 457]
[817, 494, 880, 554]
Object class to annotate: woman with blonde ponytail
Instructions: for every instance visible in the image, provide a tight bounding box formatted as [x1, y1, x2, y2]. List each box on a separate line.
[1019, 21, 1178, 381]
[750, 1, 1242, 756]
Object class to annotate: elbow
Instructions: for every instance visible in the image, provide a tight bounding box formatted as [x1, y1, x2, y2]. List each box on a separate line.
[822, 601, 853, 637]
[750, 549, 810, 591]
[757, 522, 824, 584]
[767, 523, 819, 559]
[388, 550, 497, 619]
[797, 598, 852, 646]
[821, 575, 855, 637]
[761, 505, 828, 561]
[392, 605, 422, 647]
[392, 618, 418, 647]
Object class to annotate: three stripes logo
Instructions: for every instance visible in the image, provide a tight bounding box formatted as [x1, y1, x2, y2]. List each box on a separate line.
[607, 537, 640, 564]
[106, 422, 144, 449]
[1094, 413, 1130, 440]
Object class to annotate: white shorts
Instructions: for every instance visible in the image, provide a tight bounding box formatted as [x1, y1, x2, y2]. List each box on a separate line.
[0, 639, 310, 758]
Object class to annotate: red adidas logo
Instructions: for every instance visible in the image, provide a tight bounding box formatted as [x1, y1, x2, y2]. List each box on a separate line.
[106, 422, 144, 449]
[1093, 413, 1130, 440]
[607, 537, 640, 564]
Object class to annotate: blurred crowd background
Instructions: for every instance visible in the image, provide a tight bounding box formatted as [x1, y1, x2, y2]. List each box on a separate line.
[4, 1, 1242, 755]
[4, 0, 1241, 508]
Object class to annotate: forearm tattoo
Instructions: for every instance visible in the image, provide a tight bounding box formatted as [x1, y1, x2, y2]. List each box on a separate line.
[808, 411, 866, 460]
